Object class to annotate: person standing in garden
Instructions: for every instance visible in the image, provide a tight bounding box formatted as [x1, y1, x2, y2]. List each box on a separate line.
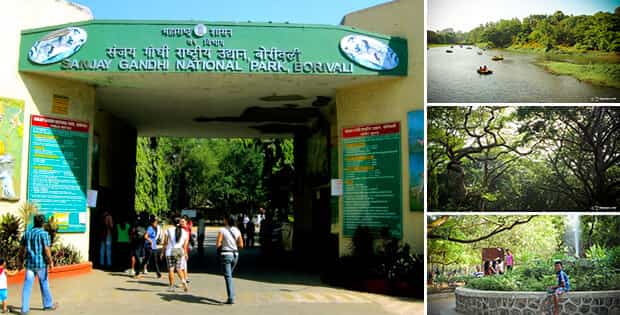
[19, 214, 57, 314]
[547, 261, 570, 315]
[505, 249, 514, 272]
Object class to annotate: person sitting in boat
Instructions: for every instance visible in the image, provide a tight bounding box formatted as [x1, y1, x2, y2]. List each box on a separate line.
[483, 65, 488, 71]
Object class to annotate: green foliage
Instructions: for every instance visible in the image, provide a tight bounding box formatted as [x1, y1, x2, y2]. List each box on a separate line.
[350, 226, 376, 258]
[585, 244, 607, 260]
[0, 213, 22, 270]
[581, 216, 620, 250]
[377, 236, 419, 282]
[0, 213, 21, 241]
[51, 243, 82, 266]
[429, 106, 620, 211]
[430, 8, 620, 52]
[135, 137, 295, 216]
[541, 62, 620, 88]
[427, 29, 468, 45]
[324, 235, 423, 298]
[0, 213, 81, 268]
[429, 215, 559, 268]
[608, 246, 620, 268]
[466, 273, 520, 291]
[44, 216, 59, 247]
[18, 202, 38, 230]
[466, 246, 620, 291]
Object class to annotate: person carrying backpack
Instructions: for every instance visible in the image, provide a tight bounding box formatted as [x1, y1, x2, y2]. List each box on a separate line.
[131, 216, 147, 279]
[143, 217, 162, 279]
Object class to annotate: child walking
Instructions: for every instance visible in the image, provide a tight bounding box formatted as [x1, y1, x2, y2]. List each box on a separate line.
[0, 258, 18, 313]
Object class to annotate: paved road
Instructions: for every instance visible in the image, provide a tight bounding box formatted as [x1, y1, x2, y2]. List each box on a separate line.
[7, 228, 423, 315]
[428, 294, 458, 315]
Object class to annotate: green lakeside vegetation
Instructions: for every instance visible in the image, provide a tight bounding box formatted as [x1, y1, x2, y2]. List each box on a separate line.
[428, 7, 620, 88]
[427, 43, 453, 48]
[541, 62, 620, 89]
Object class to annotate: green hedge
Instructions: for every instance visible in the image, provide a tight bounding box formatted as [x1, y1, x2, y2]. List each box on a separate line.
[466, 247, 620, 291]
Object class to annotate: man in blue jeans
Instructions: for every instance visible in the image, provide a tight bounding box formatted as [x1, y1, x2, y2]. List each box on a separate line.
[18, 214, 57, 314]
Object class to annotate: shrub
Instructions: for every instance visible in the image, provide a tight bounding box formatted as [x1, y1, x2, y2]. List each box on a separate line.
[51, 243, 82, 266]
[18, 202, 38, 230]
[0, 211, 81, 268]
[608, 246, 620, 268]
[466, 251, 620, 291]
[465, 273, 520, 291]
[350, 226, 375, 258]
[0, 214, 22, 270]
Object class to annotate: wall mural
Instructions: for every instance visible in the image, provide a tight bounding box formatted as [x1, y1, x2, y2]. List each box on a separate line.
[408, 110, 424, 211]
[0, 97, 24, 201]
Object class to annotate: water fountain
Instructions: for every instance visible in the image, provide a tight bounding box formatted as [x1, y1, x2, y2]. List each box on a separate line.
[567, 214, 581, 257]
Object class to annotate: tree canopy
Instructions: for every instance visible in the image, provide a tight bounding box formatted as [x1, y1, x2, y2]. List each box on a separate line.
[428, 8, 620, 52]
[428, 215, 562, 269]
[134, 137, 294, 217]
[428, 106, 620, 211]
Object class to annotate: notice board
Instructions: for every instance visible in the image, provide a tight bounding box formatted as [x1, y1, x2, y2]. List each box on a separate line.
[27, 115, 89, 232]
[342, 122, 402, 238]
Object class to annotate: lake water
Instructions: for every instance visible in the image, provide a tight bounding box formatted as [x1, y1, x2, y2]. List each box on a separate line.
[427, 46, 620, 103]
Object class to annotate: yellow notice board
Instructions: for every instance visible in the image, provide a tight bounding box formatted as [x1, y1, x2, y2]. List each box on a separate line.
[53, 212, 70, 230]
[0, 97, 24, 201]
[52, 95, 69, 115]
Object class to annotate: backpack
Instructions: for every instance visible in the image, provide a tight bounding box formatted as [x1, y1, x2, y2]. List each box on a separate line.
[133, 226, 146, 243]
[155, 225, 164, 245]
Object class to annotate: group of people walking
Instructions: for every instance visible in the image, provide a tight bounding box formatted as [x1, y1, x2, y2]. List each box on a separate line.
[98, 212, 244, 304]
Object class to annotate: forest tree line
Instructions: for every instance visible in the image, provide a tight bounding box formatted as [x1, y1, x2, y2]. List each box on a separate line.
[428, 8, 620, 51]
[134, 137, 294, 217]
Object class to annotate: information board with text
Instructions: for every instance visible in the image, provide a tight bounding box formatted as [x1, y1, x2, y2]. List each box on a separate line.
[342, 122, 402, 238]
[27, 115, 89, 233]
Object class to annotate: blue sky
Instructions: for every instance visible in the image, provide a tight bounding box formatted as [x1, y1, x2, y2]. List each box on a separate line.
[429, 0, 619, 32]
[74, 0, 391, 25]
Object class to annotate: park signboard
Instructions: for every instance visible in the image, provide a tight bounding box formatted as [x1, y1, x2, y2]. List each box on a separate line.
[342, 122, 402, 238]
[20, 21, 407, 76]
[27, 115, 89, 233]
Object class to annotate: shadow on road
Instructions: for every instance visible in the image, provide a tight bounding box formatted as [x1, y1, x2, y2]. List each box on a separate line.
[157, 293, 223, 305]
[186, 246, 327, 287]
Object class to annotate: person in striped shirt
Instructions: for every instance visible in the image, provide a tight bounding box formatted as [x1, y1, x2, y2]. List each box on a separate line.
[18, 214, 57, 314]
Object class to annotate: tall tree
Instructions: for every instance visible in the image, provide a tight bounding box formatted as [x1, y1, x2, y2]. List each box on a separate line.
[517, 107, 620, 208]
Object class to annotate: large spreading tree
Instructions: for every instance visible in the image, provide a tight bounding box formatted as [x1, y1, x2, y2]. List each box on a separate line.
[429, 106, 620, 211]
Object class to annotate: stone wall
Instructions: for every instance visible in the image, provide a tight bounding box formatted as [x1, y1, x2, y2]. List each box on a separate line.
[455, 287, 620, 315]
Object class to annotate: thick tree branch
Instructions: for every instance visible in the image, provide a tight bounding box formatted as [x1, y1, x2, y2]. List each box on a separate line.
[428, 216, 537, 244]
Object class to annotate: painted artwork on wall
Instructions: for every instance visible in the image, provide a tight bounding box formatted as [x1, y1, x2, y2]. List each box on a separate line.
[0, 97, 25, 201]
[408, 110, 424, 211]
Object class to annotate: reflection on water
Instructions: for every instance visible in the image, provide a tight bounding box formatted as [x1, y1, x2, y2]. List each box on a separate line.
[427, 47, 620, 103]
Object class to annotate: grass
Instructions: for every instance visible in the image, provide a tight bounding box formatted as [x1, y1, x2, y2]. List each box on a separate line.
[505, 43, 620, 88]
[427, 43, 452, 48]
[540, 61, 620, 89]
[508, 44, 618, 61]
